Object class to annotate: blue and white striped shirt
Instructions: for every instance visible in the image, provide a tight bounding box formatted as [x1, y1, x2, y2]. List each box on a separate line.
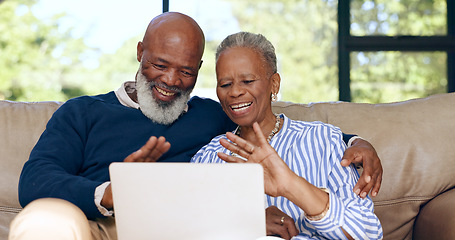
[191, 114, 383, 239]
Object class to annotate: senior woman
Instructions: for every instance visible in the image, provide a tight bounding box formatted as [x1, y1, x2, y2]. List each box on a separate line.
[191, 32, 383, 240]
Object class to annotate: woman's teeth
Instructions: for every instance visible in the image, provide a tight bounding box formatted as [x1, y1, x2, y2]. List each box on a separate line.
[230, 102, 252, 112]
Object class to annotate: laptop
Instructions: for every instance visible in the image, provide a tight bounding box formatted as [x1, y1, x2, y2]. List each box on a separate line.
[109, 162, 266, 240]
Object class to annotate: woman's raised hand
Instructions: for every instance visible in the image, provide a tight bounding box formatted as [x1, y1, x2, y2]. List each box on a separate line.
[218, 122, 296, 197]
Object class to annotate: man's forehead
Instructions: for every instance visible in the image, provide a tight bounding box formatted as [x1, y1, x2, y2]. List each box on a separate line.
[142, 50, 201, 72]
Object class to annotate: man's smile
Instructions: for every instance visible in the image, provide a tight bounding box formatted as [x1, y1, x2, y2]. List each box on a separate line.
[155, 86, 176, 97]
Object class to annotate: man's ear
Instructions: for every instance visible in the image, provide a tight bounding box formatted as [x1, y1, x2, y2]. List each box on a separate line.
[137, 41, 143, 62]
[198, 60, 203, 70]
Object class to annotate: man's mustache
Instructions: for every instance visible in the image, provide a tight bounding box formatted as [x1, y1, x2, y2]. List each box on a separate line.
[148, 81, 183, 95]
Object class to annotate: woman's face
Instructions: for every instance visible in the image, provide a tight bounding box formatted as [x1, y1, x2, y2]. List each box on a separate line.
[216, 46, 279, 127]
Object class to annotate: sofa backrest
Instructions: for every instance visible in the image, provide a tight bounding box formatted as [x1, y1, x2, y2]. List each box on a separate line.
[272, 92, 455, 239]
[1, 93, 454, 240]
[0, 101, 62, 220]
[0, 100, 64, 238]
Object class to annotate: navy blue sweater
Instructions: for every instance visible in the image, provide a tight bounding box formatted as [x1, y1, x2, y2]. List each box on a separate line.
[18, 92, 235, 219]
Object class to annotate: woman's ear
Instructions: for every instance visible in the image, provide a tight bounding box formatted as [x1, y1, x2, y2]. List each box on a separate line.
[271, 72, 281, 95]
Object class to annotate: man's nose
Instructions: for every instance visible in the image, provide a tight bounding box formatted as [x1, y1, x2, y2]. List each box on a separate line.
[161, 70, 180, 87]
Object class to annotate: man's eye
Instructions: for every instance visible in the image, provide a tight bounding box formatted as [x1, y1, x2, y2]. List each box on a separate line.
[153, 64, 166, 69]
[219, 83, 231, 88]
[182, 71, 195, 77]
[243, 80, 254, 84]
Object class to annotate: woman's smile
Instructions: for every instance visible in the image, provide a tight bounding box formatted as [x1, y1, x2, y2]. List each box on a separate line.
[230, 102, 253, 112]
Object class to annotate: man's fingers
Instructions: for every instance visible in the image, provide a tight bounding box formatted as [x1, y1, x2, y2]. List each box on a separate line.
[277, 230, 291, 240]
[267, 225, 291, 240]
[126, 136, 159, 162]
[371, 172, 382, 197]
[341, 146, 356, 166]
[355, 153, 376, 197]
[344, 146, 367, 195]
[340, 158, 352, 167]
[355, 167, 384, 198]
[360, 183, 373, 198]
[342, 137, 383, 198]
[267, 228, 290, 240]
[146, 141, 171, 162]
[143, 137, 170, 162]
[141, 136, 159, 154]
[265, 206, 297, 240]
[123, 149, 143, 162]
[123, 136, 170, 162]
[353, 172, 372, 198]
[266, 220, 296, 240]
[283, 217, 299, 238]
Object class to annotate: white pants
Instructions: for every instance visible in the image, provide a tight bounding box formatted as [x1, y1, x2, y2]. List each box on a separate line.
[9, 198, 117, 240]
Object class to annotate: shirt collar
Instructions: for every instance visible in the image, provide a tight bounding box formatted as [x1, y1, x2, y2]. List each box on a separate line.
[114, 81, 140, 109]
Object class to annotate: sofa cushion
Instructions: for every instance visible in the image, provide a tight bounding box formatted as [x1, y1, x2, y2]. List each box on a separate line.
[413, 188, 455, 239]
[272, 92, 455, 240]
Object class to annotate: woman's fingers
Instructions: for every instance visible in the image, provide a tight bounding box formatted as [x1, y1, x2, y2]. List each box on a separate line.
[217, 152, 247, 163]
[222, 134, 256, 158]
[252, 122, 268, 146]
[225, 132, 256, 151]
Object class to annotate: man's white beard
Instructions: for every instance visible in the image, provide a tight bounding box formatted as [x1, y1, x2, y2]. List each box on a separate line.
[136, 69, 192, 125]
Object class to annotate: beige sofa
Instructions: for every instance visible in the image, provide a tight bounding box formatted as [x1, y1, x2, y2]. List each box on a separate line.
[1, 93, 454, 239]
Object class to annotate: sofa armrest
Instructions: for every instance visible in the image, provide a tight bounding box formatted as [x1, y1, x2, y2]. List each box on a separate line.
[413, 188, 455, 240]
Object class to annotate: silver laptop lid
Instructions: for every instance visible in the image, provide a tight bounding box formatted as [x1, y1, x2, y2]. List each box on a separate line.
[110, 162, 266, 240]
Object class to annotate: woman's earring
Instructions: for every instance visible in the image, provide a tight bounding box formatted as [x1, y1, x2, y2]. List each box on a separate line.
[271, 93, 278, 102]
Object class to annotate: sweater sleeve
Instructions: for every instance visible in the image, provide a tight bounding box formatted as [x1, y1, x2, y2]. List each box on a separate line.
[18, 99, 105, 219]
[342, 133, 356, 145]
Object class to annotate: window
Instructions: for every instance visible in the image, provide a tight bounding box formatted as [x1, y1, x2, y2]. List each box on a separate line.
[350, 51, 447, 103]
[339, 0, 454, 103]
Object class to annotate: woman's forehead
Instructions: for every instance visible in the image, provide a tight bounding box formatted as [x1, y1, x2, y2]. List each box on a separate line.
[217, 47, 270, 74]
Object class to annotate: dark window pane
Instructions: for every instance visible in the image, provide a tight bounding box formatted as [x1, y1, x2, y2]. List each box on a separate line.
[350, 51, 447, 103]
[350, 0, 447, 36]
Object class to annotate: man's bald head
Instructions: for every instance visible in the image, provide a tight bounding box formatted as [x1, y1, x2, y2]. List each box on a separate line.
[139, 12, 205, 62]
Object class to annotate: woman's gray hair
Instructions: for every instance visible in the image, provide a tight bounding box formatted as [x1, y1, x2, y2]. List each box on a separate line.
[216, 32, 277, 74]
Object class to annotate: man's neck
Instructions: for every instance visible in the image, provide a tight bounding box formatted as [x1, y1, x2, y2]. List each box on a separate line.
[128, 91, 138, 103]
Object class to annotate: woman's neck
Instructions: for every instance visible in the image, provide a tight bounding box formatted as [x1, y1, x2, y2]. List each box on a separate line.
[236, 113, 282, 145]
